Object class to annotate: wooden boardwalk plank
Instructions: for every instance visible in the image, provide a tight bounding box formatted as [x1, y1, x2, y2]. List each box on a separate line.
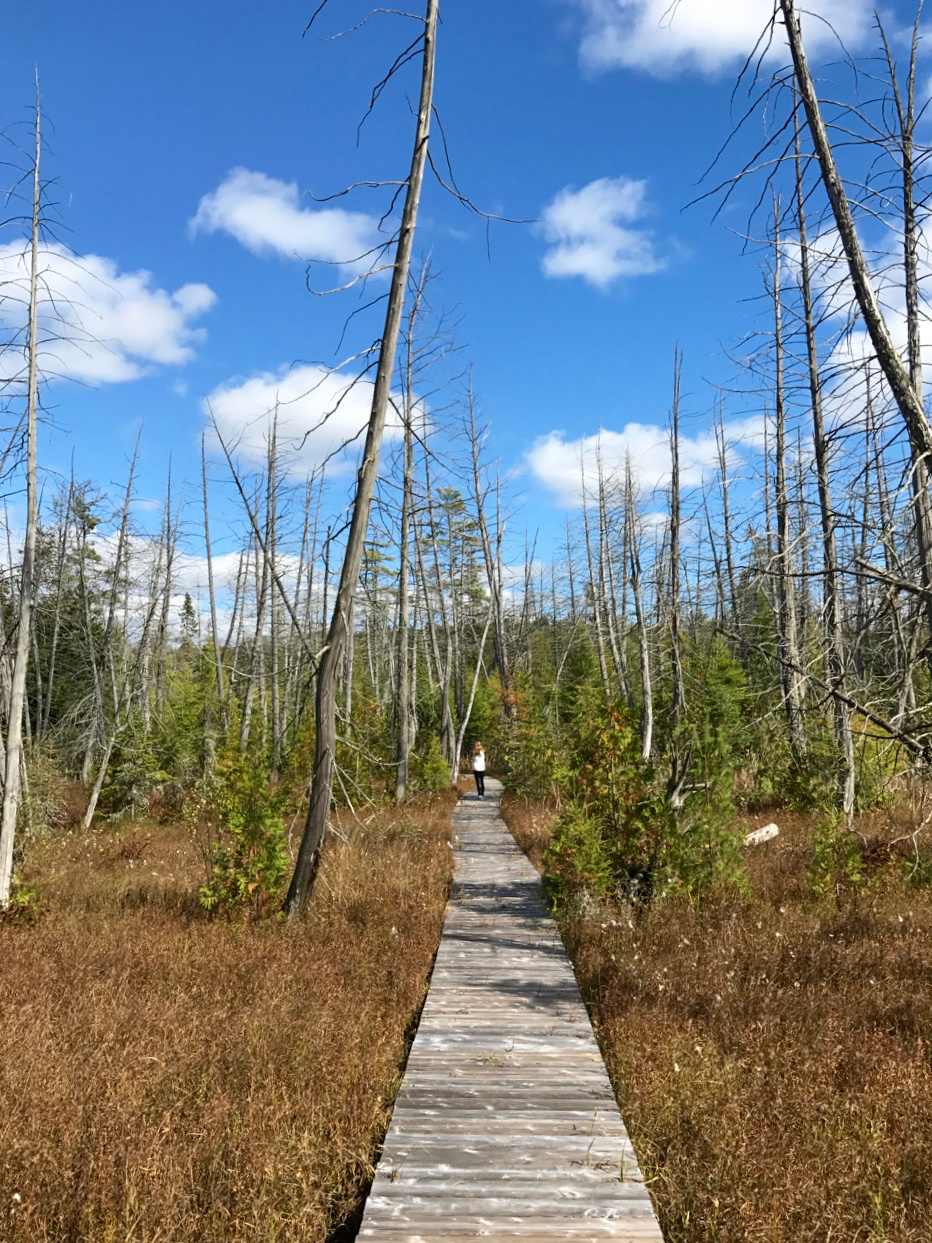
[358, 779, 664, 1241]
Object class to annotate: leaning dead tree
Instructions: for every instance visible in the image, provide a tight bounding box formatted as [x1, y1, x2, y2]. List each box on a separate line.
[285, 0, 440, 917]
[780, 0, 932, 463]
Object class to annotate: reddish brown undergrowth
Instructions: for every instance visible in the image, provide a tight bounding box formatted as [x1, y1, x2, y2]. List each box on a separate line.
[499, 791, 553, 871]
[501, 797, 932, 1242]
[0, 790, 456, 1242]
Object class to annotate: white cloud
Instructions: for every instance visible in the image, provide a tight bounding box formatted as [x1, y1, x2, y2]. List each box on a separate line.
[204, 363, 404, 476]
[571, 0, 873, 77]
[190, 168, 381, 269]
[539, 177, 664, 288]
[527, 423, 723, 507]
[0, 242, 215, 385]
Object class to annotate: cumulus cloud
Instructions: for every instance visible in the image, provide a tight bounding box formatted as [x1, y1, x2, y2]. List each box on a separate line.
[570, 0, 873, 77]
[539, 177, 664, 288]
[0, 242, 215, 386]
[204, 363, 405, 477]
[190, 168, 381, 270]
[527, 423, 725, 507]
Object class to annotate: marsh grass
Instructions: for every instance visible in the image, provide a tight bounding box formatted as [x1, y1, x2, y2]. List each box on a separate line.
[501, 795, 932, 1242]
[0, 790, 456, 1242]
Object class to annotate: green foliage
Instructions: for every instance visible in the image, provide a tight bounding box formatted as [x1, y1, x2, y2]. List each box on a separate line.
[505, 679, 569, 800]
[542, 691, 663, 908]
[186, 753, 289, 919]
[665, 732, 748, 902]
[543, 802, 614, 905]
[539, 681, 748, 909]
[409, 735, 451, 793]
[1, 874, 41, 922]
[100, 716, 178, 820]
[809, 814, 867, 900]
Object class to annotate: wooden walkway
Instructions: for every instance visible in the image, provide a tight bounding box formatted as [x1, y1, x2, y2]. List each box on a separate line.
[358, 778, 664, 1242]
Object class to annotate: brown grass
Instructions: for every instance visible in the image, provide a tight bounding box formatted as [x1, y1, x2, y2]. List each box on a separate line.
[500, 797, 932, 1243]
[0, 790, 456, 1242]
[499, 791, 553, 871]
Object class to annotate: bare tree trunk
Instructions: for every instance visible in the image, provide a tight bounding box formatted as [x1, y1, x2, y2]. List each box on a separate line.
[565, 520, 578, 622]
[202, 434, 227, 735]
[795, 126, 855, 814]
[772, 205, 807, 762]
[394, 275, 427, 802]
[626, 457, 653, 761]
[714, 407, 740, 625]
[40, 484, 73, 738]
[422, 447, 456, 769]
[468, 382, 512, 717]
[598, 447, 631, 704]
[267, 416, 282, 772]
[782, 0, 932, 461]
[154, 469, 181, 717]
[285, 0, 439, 916]
[451, 604, 494, 783]
[343, 598, 355, 723]
[876, 13, 932, 666]
[1, 101, 41, 905]
[240, 479, 269, 752]
[81, 457, 139, 830]
[581, 461, 611, 698]
[667, 352, 688, 809]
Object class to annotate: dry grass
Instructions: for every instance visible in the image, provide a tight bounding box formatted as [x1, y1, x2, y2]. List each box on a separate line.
[500, 797, 932, 1243]
[0, 790, 456, 1242]
[499, 791, 553, 871]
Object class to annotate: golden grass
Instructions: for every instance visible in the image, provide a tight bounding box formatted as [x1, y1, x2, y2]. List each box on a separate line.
[0, 790, 456, 1242]
[500, 797, 932, 1242]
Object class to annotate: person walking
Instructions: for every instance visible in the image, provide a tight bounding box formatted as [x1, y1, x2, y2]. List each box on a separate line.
[471, 741, 486, 798]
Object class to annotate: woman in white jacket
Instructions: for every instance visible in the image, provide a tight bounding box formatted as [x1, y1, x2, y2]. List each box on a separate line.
[471, 741, 486, 798]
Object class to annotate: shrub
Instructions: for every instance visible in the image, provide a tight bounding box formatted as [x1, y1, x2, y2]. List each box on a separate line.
[809, 812, 867, 900]
[186, 753, 289, 919]
[543, 801, 614, 907]
[409, 735, 452, 792]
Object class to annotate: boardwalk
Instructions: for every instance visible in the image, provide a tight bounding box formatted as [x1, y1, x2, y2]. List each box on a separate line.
[359, 778, 665, 1242]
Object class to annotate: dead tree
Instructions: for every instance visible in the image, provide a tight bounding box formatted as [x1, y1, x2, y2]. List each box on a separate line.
[285, 0, 440, 916]
[0, 96, 41, 906]
[201, 433, 227, 733]
[581, 458, 611, 699]
[794, 121, 855, 813]
[781, 0, 932, 462]
[626, 456, 653, 761]
[771, 202, 807, 762]
[467, 382, 512, 718]
[667, 352, 689, 810]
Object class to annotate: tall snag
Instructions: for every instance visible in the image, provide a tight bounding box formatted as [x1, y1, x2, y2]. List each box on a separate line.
[284, 0, 439, 916]
[780, 0, 932, 461]
[667, 351, 689, 810]
[794, 114, 854, 814]
[771, 201, 807, 764]
[0, 97, 41, 907]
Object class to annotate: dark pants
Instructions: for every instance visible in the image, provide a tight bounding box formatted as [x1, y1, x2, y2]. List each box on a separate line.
[473, 771, 485, 796]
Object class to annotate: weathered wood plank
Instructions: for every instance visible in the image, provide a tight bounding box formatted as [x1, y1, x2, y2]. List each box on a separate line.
[357, 779, 664, 1241]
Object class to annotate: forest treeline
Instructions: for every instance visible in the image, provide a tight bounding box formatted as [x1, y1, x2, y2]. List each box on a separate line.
[3, 0, 932, 914]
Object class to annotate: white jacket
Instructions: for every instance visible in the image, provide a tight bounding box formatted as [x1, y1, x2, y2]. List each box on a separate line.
[471, 751, 486, 772]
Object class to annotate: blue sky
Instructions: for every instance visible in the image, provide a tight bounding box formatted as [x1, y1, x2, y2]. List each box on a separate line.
[0, 0, 919, 568]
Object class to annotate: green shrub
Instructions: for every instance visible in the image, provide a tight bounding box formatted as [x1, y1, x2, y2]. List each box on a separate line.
[409, 735, 451, 793]
[185, 753, 289, 919]
[809, 813, 867, 900]
[543, 801, 614, 908]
